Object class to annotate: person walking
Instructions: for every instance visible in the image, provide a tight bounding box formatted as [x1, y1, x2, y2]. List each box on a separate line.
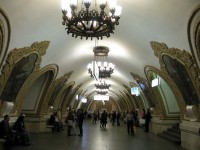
[100, 110, 108, 129]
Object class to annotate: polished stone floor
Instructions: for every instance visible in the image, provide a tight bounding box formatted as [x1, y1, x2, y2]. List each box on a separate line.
[11, 120, 183, 150]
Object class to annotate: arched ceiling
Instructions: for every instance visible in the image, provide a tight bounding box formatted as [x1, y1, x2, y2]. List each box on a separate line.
[0, 0, 199, 101]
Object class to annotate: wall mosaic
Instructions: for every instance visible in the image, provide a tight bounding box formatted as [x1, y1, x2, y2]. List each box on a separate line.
[150, 41, 200, 121]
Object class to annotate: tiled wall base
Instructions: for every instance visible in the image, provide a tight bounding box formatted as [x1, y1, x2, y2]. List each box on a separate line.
[180, 121, 200, 150]
[150, 116, 180, 135]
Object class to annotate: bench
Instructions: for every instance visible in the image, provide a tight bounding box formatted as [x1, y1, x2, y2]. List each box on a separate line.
[46, 119, 56, 132]
[46, 124, 54, 132]
[0, 138, 6, 150]
[0, 138, 6, 143]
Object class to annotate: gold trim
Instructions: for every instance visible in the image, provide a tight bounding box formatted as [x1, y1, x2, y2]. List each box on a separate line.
[47, 71, 73, 107]
[33, 64, 59, 116]
[61, 82, 83, 113]
[0, 41, 50, 116]
[145, 65, 185, 120]
[0, 7, 11, 69]
[150, 41, 200, 121]
[72, 89, 83, 108]
[59, 81, 75, 114]
[122, 84, 136, 109]
[187, 4, 200, 70]
[119, 90, 131, 110]
[130, 72, 156, 108]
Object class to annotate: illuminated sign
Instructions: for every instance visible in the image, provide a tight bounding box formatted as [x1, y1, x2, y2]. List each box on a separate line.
[131, 87, 139, 95]
[94, 95, 109, 101]
[81, 98, 87, 103]
[151, 77, 160, 87]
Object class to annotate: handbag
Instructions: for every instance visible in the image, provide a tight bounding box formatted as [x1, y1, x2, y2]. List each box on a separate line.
[67, 120, 73, 126]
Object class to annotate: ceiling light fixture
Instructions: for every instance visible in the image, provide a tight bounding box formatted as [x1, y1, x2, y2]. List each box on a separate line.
[96, 89, 108, 95]
[88, 46, 114, 79]
[61, 0, 122, 40]
[95, 80, 111, 89]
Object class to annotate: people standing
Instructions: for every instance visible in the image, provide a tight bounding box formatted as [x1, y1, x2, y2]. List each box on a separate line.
[140, 108, 146, 127]
[71, 110, 77, 135]
[100, 110, 108, 129]
[49, 112, 62, 132]
[141, 109, 145, 119]
[77, 109, 84, 137]
[66, 110, 74, 136]
[126, 111, 134, 136]
[111, 111, 116, 126]
[144, 109, 152, 132]
[116, 111, 121, 126]
[92, 111, 97, 124]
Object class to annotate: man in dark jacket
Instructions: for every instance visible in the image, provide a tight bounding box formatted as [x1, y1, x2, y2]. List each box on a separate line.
[144, 109, 152, 132]
[77, 109, 84, 137]
[101, 110, 108, 129]
[0, 115, 14, 149]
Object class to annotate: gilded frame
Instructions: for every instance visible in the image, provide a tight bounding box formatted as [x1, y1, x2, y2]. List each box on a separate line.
[0, 41, 50, 116]
[150, 41, 200, 121]
[145, 65, 185, 120]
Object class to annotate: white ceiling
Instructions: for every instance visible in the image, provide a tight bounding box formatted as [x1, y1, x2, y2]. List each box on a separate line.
[0, 0, 199, 99]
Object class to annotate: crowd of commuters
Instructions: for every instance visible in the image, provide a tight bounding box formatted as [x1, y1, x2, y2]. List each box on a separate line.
[76, 108, 152, 136]
[0, 108, 152, 149]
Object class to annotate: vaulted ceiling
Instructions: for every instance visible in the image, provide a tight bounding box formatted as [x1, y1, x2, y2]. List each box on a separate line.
[0, 0, 199, 101]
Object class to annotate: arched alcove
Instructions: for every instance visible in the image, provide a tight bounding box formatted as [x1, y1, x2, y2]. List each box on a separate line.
[0, 7, 10, 70]
[150, 41, 200, 121]
[145, 68, 180, 119]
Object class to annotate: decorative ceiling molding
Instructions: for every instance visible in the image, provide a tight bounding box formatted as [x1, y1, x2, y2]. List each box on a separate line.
[27, 64, 59, 117]
[130, 72, 155, 108]
[0, 41, 49, 97]
[187, 4, 200, 70]
[0, 7, 11, 70]
[119, 90, 131, 111]
[59, 81, 75, 114]
[0, 41, 50, 116]
[150, 41, 200, 121]
[145, 65, 184, 120]
[66, 82, 84, 107]
[48, 71, 73, 106]
[72, 89, 83, 109]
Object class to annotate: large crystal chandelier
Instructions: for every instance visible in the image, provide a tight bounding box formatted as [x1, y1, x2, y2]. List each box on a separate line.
[87, 46, 114, 79]
[61, 0, 122, 40]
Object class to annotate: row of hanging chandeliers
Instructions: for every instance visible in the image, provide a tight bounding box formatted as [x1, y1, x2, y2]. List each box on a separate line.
[95, 79, 111, 95]
[61, 0, 122, 98]
[87, 45, 113, 95]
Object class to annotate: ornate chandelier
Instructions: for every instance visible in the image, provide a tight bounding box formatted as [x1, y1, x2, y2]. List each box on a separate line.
[96, 89, 108, 95]
[61, 0, 122, 40]
[95, 80, 111, 89]
[87, 46, 114, 79]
